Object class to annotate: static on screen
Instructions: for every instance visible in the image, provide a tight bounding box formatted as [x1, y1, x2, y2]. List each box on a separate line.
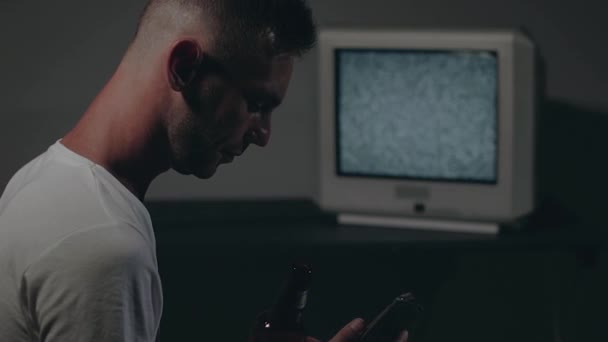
[336, 49, 498, 183]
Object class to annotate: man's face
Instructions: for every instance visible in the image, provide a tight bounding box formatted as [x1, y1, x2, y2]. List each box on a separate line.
[166, 55, 294, 179]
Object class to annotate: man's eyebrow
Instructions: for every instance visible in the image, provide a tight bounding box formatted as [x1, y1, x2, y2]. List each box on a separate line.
[251, 88, 282, 108]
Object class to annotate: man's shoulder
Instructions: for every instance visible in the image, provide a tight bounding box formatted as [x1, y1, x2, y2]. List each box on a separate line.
[0, 144, 156, 280]
[0, 165, 113, 249]
[1, 147, 99, 214]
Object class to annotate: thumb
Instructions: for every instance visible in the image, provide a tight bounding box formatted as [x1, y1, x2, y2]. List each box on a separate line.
[329, 318, 366, 342]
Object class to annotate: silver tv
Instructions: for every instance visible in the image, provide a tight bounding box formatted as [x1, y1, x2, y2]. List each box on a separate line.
[317, 29, 536, 233]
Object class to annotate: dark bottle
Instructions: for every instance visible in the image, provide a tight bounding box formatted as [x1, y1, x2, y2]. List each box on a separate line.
[250, 263, 312, 342]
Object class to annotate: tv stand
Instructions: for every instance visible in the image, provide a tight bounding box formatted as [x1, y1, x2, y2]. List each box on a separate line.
[337, 213, 500, 234]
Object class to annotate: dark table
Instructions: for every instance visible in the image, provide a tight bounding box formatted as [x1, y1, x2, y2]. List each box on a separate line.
[147, 199, 607, 342]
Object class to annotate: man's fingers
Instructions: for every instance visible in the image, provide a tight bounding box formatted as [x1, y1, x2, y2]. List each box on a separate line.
[328, 318, 366, 342]
[396, 330, 409, 342]
[306, 337, 322, 342]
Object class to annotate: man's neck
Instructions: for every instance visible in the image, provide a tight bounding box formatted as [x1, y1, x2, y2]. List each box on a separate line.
[61, 62, 172, 201]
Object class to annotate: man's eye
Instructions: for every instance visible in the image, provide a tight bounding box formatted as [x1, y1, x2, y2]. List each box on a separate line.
[247, 102, 261, 113]
[248, 101, 270, 115]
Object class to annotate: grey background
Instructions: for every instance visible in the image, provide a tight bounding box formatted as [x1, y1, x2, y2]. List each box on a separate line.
[1, 0, 607, 201]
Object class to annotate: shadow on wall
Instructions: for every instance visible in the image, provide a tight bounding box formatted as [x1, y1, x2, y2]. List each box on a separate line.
[535, 98, 608, 227]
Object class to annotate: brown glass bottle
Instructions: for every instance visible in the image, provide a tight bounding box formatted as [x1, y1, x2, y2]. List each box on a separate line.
[250, 263, 312, 342]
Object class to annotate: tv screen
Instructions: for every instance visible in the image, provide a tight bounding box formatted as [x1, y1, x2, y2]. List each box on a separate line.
[336, 49, 498, 184]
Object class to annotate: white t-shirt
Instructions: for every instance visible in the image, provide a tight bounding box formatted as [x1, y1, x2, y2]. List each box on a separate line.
[0, 141, 163, 341]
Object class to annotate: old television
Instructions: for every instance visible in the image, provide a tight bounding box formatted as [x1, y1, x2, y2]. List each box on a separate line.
[317, 29, 536, 234]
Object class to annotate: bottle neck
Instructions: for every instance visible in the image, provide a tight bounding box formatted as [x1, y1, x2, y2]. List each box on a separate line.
[256, 263, 312, 335]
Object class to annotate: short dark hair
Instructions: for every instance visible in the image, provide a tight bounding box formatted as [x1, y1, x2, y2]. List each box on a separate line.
[135, 0, 317, 61]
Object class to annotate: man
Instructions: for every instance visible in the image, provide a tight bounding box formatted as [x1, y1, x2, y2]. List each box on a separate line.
[0, 0, 407, 341]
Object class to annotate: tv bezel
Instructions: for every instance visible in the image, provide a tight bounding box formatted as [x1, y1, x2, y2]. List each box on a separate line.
[317, 29, 536, 223]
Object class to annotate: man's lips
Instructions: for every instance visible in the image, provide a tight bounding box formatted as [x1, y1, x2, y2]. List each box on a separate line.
[218, 147, 244, 164]
[220, 150, 243, 163]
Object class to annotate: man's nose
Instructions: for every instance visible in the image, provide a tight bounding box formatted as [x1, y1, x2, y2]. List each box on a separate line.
[248, 115, 271, 147]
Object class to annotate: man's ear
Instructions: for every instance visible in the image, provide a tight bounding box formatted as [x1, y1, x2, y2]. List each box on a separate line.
[168, 40, 203, 91]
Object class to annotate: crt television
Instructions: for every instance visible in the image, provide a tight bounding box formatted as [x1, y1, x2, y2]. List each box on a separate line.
[317, 29, 537, 234]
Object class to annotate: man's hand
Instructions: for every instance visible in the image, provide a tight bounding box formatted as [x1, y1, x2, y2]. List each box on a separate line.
[306, 318, 409, 342]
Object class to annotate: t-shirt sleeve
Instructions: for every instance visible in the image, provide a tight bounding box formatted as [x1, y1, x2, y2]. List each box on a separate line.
[20, 223, 162, 342]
